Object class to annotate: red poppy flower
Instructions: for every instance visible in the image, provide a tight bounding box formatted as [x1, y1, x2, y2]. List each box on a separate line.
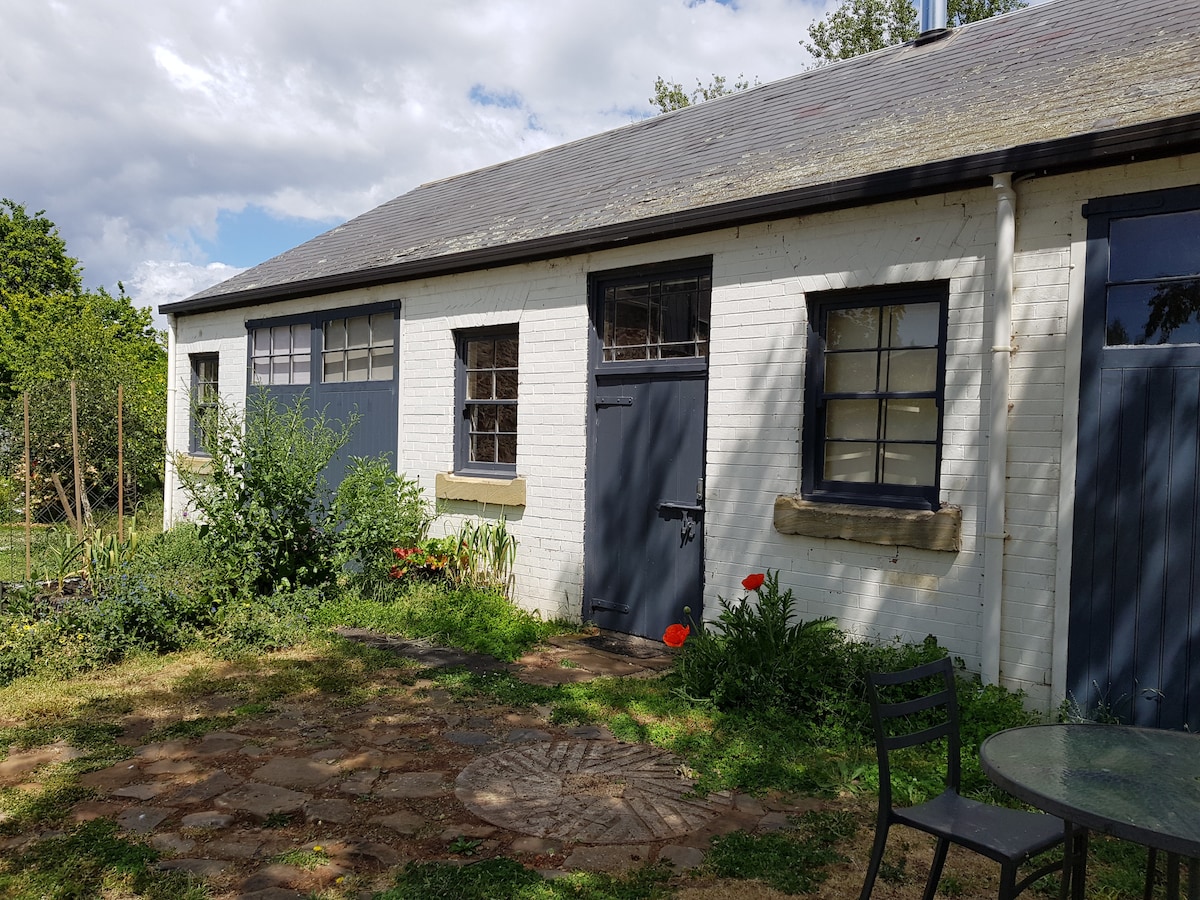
[742, 573, 766, 592]
[663, 624, 690, 648]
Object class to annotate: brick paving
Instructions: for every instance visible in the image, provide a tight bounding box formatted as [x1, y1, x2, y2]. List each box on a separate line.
[0, 635, 817, 898]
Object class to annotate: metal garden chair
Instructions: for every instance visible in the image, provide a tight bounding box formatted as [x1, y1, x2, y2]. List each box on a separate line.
[859, 656, 1079, 900]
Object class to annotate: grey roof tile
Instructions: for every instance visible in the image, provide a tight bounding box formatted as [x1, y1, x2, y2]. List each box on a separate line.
[174, 0, 1200, 311]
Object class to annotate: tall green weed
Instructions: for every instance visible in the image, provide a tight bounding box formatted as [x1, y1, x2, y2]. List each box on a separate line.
[175, 389, 351, 596]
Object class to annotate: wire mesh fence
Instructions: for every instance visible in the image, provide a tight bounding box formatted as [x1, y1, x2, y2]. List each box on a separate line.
[1, 380, 161, 591]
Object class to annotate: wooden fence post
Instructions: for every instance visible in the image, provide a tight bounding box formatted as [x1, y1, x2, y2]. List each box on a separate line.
[118, 384, 124, 542]
[70, 380, 84, 540]
[23, 392, 31, 582]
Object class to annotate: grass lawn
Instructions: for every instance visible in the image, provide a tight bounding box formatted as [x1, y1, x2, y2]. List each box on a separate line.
[0, 627, 1158, 900]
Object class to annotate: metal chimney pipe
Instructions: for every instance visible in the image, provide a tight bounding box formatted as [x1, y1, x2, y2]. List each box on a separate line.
[919, 0, 948, 34]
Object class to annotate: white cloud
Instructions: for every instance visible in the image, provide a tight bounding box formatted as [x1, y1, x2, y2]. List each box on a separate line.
[127, 260, 246, 324]
[4, 0, 828, 300]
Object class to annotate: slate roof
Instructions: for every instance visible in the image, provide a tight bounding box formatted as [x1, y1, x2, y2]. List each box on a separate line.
[168, 0, 1200, 314]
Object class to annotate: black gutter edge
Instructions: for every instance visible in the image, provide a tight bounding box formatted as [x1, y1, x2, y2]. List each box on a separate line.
[163, 112, 1200, 318]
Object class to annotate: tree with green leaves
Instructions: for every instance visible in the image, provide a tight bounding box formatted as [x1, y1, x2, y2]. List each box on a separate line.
[804, 0, 1026, 64]
[0, 200, 166, 521]
[650, 73, 755, 114]
[0, 200, 83, 298]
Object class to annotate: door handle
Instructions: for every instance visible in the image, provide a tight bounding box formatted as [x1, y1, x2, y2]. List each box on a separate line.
[681, 513, 696, 543]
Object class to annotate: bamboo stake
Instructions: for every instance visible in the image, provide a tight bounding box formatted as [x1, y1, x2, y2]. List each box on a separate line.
[70, 380, 84, 540]
[23, 392, 31, 582]
[118, 384, 125, 542]
[50, 474, 78, 532]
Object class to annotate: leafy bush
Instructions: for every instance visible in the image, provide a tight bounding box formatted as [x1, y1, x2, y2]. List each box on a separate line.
[674, 570, 843, 714]
[0, 577, 206, 683]
[209, 587, 321, 657]
[672, 570, 1013, 754]
[175, 389, 352, 597]
[332, 457, 433, 592]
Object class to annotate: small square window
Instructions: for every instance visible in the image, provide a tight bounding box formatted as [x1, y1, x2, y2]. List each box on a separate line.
[189, 353, 219, 455]
[803, 284, 948, 510]
[456, 329, 518, 475]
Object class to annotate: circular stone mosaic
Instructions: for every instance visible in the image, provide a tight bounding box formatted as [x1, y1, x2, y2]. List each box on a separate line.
[455, 741, 734, 844]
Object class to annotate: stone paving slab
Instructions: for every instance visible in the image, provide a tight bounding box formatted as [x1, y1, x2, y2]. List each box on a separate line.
[214, 783, 312, 820]
[0, 741, 86, 783]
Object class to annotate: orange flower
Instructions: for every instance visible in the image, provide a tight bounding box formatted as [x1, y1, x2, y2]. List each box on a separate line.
[663, 624, 690, 648]
[742, 573, 765, 592]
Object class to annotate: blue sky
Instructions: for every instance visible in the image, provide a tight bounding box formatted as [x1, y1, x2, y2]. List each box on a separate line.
[2, 0, 1044, 319]
[196, 206, 338, 270]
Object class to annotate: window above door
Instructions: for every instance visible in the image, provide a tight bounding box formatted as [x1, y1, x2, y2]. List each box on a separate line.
[591, 258, 712, 371]
[1084, 186, 1200, 347]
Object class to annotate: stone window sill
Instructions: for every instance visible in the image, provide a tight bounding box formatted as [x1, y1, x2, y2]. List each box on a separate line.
[175, 454, 214, 476]
[773, 495, 961, 552]
[436, 473, 527, 507]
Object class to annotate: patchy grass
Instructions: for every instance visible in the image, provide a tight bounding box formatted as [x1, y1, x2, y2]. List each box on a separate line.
[0, 819, 207, 899]
[377, 858, 673, 900]
[705, 810, 857, 894]
[274, 843, 333, 870]
[314, 582, 576, 662]
[0, 626, 1163, 900]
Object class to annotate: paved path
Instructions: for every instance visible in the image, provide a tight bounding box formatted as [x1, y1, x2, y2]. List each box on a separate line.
[0, 634, 816, 898]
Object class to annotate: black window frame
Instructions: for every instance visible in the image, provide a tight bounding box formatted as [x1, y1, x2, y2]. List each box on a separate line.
[189, 352, 219, 455]
[802, 282, 949, 511]
[454, 326, 519, 478]
[1082, 184, 1200, 358]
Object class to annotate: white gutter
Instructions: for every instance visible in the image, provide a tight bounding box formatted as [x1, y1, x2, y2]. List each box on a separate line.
[982, 173, 1016, 686]
[162, 315, 178, 531]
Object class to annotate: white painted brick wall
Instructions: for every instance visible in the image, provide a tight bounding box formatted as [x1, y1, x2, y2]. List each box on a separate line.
[166, 154, 1200, 715]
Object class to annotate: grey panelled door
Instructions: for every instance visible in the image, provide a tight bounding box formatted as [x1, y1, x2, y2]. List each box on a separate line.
[1070, 188, 1200, 730]
[584, 262, 710, 640]
[249, 306, 399, 491]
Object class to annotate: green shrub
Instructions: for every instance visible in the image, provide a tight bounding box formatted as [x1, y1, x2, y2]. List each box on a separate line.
[332, 457, 433, 592]
[209, 586, 321, 657]
[175, 389, 352, 597]
[671, 570, 1024, 761]
[674, 570, 843, 714]
[0, 578, 206, 683]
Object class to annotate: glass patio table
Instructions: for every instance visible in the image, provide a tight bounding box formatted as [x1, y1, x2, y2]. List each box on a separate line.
[981, 724, 1200, 900]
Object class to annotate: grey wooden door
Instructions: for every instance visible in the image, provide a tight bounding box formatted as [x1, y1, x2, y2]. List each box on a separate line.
[248, 305, 399, 492]
[584, 262, 711, 640]
[1069, 188, 1200, 730]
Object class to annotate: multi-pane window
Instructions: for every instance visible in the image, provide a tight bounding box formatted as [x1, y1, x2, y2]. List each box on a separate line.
[1102, 207, 1200, 345]
[251, 324, 310, 385]
[189, 353, 219, 454]
[804, 284, 947, 510]
[322, 313, 395, 383]
[601, 273, 710, 361]
[457, 330, 518, 474]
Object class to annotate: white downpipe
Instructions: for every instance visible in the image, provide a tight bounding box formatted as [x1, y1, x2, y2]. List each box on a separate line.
[162, 316, 178, 531]
[983, 173, 1016, 686]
